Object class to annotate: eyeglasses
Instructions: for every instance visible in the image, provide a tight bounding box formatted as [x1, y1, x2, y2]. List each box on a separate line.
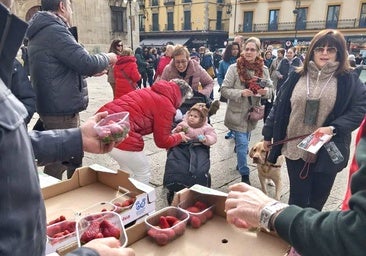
[245, 48, 257, 52]
[174, 59, 188, 65]
[117, 44, 123, 47]
[314, 47, 337, 54]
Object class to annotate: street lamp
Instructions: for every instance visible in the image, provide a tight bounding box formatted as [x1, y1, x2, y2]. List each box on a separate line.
[127, 0, 133, 50]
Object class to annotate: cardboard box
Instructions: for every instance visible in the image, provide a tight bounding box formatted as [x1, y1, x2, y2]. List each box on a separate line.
[125, 185, 289, 255]
[42, 165, 156, 255]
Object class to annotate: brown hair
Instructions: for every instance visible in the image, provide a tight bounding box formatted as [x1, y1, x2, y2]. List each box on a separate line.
[108, 39, 123, 54]
[172, 44, 190, 60]
[222, 42, 240, 62]
[299, 29, 350, 76]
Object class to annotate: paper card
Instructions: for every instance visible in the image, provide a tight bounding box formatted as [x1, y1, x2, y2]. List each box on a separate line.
[297, 131, 332, 154]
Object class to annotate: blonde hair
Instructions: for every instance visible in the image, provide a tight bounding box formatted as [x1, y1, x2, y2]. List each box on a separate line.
[121, 47, 134, 56]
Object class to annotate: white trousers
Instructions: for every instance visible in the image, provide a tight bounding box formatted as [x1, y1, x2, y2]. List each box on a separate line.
[109, 148, 150, 184]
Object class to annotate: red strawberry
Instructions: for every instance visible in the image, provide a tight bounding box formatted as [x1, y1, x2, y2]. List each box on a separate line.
[194, 201, 208, 211]
[159, 216, 170, 229]
[205, 209, 214, 220]
[121, 198, 134, 207]
[165, 216, 179, 227]
[80, 221, 101, 244]
[172, 220, 185, 236]
[60, 221, 76, 233]
[99, 220, 121, 239]
[190, 216, 202, 228]
[154, 231, 169, 246]
[186, 206, 200, 213]
[48, 215, 66, 225]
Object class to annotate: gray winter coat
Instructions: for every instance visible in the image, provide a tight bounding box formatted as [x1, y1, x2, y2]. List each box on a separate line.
[221, 63, 273, 132]
[26, 11, 110, 116]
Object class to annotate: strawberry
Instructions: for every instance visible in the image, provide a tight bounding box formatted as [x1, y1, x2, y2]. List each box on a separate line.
[60, 220, 76, 233]
[172, 220, 185, 236]
[99, 220, 121, 239]
[190, 216, 202, 228]
[159, 216, 170, 229]
[205, 209, 214, 220]
[186, 206, 200, 213]
[80, 221, 101, 244]
[194, 201, 208, 211]
[47, 215, 66, 225]
[165, 216, 179, 227]
[154, 231, 169, 246]
[121, 198, 134, 207]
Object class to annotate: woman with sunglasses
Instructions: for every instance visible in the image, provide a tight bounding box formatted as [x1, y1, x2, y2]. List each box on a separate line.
[220, 37, 273, 184]
[262, 30, 366, 222]
[107, 39, 123, 98]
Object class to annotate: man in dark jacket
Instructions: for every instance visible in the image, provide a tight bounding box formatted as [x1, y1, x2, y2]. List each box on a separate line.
[26, 0, 117, 179]
[0, 2, 134, 255]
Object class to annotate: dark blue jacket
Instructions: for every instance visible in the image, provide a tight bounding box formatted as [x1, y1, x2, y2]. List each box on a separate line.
[263, 71, 366, 174]
[26, 11, 109, 116]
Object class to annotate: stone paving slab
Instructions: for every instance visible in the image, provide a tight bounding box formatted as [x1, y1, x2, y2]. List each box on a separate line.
[30, 75, 356, 212]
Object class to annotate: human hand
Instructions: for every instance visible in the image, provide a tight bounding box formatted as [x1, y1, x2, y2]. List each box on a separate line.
[257, 88, 268, 96]
[179, 132, 190, 142]
[225, 183, 276, 229]
[107, 52, 118, 65]
[241, 89, 254, 97]
[314, 126, 334, 136]
[82, 237, 135, 256]
[81, 111, 116, 154]
[263, 140, 272, 151]
[174, 126, 183, 133]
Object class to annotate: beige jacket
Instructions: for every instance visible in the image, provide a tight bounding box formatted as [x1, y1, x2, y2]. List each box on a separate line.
[221, 63, 273, 133]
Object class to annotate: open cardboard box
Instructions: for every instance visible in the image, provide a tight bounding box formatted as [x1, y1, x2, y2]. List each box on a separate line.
[125, 185, 289, 255]
[42, 165, 156, 255]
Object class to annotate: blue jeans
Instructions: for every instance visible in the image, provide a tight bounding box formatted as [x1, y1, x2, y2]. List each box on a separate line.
[233, 131, 250, 176]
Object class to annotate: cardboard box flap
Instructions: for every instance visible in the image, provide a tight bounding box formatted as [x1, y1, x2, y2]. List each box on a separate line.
[89, 164, 118, 174]
[128, 177, 156, 202]
[173, 185, 228, 217]
[42, 170, 81, 200]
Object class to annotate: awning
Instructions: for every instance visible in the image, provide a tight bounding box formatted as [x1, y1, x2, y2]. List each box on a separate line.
[139, 37, 190, 47]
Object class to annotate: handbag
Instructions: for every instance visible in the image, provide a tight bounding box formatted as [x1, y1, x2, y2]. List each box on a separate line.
[247, 97, 264, 122]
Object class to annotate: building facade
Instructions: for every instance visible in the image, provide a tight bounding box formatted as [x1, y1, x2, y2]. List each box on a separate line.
[138, 0, 231, 50]
[12, 0, 140, 53]
[230, 0, 366, 55]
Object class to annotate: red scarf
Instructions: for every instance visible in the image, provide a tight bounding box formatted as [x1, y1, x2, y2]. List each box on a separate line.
[237, 55, 264, 94]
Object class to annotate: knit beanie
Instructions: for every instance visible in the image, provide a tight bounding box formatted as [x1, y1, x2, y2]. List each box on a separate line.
[188, 103, 208, 128]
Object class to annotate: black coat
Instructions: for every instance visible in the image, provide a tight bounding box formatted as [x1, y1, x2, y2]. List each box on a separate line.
[26, 11, 109, 116]
[263, 71, 366, 174]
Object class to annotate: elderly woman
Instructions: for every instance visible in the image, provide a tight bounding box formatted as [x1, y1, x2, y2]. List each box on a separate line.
[161, 45, 214, 98]
[221, 37, 273, 184]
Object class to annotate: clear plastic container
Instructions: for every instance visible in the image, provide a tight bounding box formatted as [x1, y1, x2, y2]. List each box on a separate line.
[110, 192, 136, 214]
[46, 208, 77, 246]
[77, 201, 117, 221]
[178, 197, 215, 229]
[144, 206, 189, 246]
[94, 112, 130, 144]
[76, 211, 128, 247]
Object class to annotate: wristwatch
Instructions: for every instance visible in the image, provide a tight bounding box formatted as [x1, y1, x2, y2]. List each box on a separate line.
[259, 202, 288, 232]
[329, 126, 337, 136]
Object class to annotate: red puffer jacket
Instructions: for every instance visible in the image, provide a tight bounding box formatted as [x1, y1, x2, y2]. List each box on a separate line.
[97, 80, 183, 151]
[114, 55, 141, 99]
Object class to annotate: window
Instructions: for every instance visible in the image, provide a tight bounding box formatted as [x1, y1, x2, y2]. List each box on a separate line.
[151, 0, 159, 6]
[268, 9, 279, 31]
[152, 13, 159, 31]
[216, 10, 222, 30]
[167, 12, 174, 30]
[217, 0, 223, 3]
[139, 14, 146, 32]
[295, 7, 307, 30]
[243, 11, 253, 32]
[183, 11, 191, 30]
[326, 5, 339, 28]
[111, 6, 127, 33]
[360, 3, 366, 28]
[182, 0, 191, 3]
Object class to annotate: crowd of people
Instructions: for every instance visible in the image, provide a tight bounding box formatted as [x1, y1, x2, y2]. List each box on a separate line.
[2, 0, 366, 255]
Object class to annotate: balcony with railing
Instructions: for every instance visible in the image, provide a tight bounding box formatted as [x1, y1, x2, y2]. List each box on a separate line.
[238, 18, 366, 33]
[164, 0, 175, 6]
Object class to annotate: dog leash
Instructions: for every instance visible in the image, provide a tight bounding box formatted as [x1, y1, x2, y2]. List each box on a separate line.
[265, 133, 312, 179]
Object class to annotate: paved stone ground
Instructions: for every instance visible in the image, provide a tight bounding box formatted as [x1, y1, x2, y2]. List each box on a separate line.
[30, 75, 357, 212]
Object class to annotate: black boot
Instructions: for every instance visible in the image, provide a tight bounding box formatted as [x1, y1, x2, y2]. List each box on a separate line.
[241, 175, 251, 185]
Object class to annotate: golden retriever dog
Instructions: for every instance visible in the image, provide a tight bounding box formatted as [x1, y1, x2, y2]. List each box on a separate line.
[249, 141, 285, 200]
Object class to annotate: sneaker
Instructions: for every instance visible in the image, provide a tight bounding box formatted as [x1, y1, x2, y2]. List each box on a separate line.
[208, 99, 220, 116]
[241, 175, 251, 185]
[225, 130, 235, 139]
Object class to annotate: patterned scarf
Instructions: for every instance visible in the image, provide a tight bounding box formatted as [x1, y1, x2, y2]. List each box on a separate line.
[237, 54, 264, 93]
